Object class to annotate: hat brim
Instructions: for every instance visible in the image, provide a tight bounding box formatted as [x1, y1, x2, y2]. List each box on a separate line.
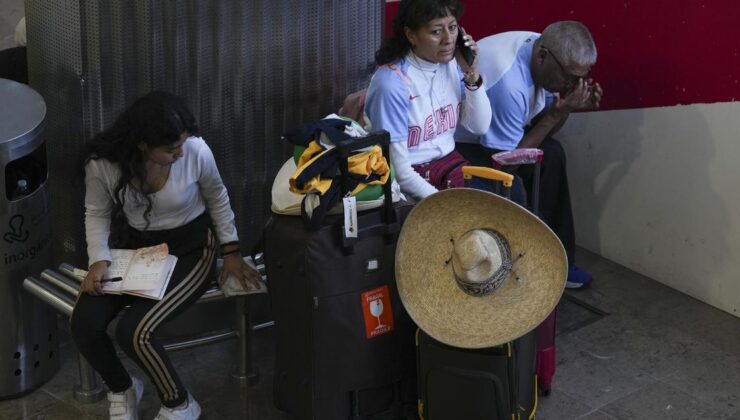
[395, 188, 567, 349]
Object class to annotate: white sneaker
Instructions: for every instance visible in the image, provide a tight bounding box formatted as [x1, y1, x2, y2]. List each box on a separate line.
[154, 393, 201, 420]
[108, 376, 144, 420]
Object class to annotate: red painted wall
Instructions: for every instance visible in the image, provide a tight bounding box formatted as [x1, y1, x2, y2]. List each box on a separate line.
[386, 1, 740, 110]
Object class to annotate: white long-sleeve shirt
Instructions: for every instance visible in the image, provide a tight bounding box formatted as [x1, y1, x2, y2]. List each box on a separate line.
[84, 136, 238, 266]
[365, 53, 492, 201]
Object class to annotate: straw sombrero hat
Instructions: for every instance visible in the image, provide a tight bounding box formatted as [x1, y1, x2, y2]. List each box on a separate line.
[395, 188, 567, 349]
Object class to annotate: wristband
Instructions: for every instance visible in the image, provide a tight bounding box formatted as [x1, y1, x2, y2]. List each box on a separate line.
[220, 241, 239, 251]
[464, 74, 483, 91]
[221, 248, 241, 257]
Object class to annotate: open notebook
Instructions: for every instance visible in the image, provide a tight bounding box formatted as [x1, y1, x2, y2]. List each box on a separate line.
[75, 243, 178, 300]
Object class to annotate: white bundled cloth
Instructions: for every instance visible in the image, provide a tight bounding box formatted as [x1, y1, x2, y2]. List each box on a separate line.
[217, 256, 267, 297]
[271, 113, 403, 216]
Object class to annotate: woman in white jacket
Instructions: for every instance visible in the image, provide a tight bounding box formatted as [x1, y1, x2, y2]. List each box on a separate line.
[365, 0, 491, 201]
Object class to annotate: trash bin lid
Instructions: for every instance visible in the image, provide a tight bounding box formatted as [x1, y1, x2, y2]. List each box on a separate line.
[0, 78, 46, 146]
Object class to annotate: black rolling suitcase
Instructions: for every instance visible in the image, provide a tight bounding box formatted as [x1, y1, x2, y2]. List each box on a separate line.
[415, 166, 539, 420]
[264, 131, 416, 420]
[417, 330, 537, 420]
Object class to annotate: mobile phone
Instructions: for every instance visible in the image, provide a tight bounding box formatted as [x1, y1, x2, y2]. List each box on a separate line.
[456, 28, 475, 67]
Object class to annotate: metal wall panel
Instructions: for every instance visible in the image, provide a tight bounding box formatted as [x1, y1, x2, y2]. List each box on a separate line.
[25, 1, 383, 265]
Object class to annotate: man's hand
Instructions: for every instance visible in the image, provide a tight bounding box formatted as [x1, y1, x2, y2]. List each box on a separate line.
[552, 78, 603, 116]
[586, 79, 603, 109]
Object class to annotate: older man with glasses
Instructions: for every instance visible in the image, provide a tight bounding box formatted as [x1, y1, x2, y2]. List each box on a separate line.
[457, 20, 602, 289]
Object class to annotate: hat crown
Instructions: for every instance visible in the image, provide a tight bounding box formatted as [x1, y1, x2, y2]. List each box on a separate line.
[451, 229, 512, 296]
[453, 230, 503, 283]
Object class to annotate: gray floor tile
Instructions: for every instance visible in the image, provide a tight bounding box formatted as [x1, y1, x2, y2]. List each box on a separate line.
[723, 411, 740, 420]
[0, 389, 60, 420]
[567, 303, 740, 416]
[536, 388, 597, 419]
[549, 332, 657, 409]
[574, 248, 625, 278]
[659, 296, 740, 355]
[20, 401, 91, 420]
[567, 266, 689, 321]
[600, 381, 728, 420]
[578, 410, 618, 420]
[557, 295, 608, 336]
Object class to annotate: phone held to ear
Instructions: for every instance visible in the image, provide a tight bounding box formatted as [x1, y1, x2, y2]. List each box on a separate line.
[456, 28, 475, 67]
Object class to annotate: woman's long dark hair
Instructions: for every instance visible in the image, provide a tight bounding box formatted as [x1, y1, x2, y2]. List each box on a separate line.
[81, 91, 199, 244]
[375, 0, 464, 65]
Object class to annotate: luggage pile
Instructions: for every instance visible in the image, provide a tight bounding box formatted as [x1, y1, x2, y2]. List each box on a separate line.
[264, 117, 568, 420]
[264, 122, 417, 419]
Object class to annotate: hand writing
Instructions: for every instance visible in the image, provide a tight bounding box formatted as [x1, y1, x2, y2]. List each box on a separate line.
[82, 260, 108, 296]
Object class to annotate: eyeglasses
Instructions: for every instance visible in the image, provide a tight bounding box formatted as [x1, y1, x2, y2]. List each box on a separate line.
[542, 46, 587, 88]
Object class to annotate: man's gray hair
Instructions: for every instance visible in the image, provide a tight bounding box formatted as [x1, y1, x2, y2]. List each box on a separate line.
[537, 21, 597, 67]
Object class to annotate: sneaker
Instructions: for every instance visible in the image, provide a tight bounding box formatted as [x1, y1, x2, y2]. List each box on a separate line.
[154, 393, 201, 420]
[566, 264, 593, 289]
[108, 376, 143, 420]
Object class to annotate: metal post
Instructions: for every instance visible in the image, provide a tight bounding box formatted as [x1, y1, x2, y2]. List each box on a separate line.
[230, 296, 259, 386]
[74, 353, 106, 403]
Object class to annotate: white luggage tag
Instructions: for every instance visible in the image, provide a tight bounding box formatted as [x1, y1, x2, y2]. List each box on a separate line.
[343, 194, 358, 238]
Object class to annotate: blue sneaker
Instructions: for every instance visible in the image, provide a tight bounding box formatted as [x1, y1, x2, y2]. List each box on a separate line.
[566, 264, 592, 289]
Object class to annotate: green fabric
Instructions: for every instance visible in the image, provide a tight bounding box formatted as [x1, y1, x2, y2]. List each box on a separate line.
[293, 145, 395, 202]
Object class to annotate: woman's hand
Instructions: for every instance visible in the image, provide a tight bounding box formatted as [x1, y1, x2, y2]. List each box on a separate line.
[81, 260, 108, 296]
[456, 28, 480, 85]
[219, 253, 262, 291]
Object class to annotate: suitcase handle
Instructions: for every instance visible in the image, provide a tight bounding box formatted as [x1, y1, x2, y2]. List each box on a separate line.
[336, 130, 390, 157]
[462, 166, 514, 187]
[489, 150, 543, 216]
[335, 130, 397, 252]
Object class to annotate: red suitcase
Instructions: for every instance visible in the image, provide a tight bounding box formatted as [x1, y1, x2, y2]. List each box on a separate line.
[492, 149, 557, 396]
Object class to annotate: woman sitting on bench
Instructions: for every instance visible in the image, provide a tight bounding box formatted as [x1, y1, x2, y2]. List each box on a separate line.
[70, 91, 260, 420]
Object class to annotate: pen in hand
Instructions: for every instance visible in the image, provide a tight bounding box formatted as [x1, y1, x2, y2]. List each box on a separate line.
[100, 277, 123, 284]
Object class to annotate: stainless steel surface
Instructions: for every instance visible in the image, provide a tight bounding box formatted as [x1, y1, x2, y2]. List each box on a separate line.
[0, 80, 57, 398]
[57, 263, 78, 279]
[197, 287, 227, 303]
[39, 269, 80, 297]
[231, 296, 259, 386]
[251, 320, 275, 331]
[25, 0, 384, 268]
[0, 79, 46, 163]
[162, 331, 236, 352]
[25, 265, 264, 401]
[21, 278, 74, 318]
[74, 353, 105, 403]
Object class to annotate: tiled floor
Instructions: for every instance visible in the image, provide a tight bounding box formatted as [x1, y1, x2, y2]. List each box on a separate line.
[2, 247, 740, 419]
